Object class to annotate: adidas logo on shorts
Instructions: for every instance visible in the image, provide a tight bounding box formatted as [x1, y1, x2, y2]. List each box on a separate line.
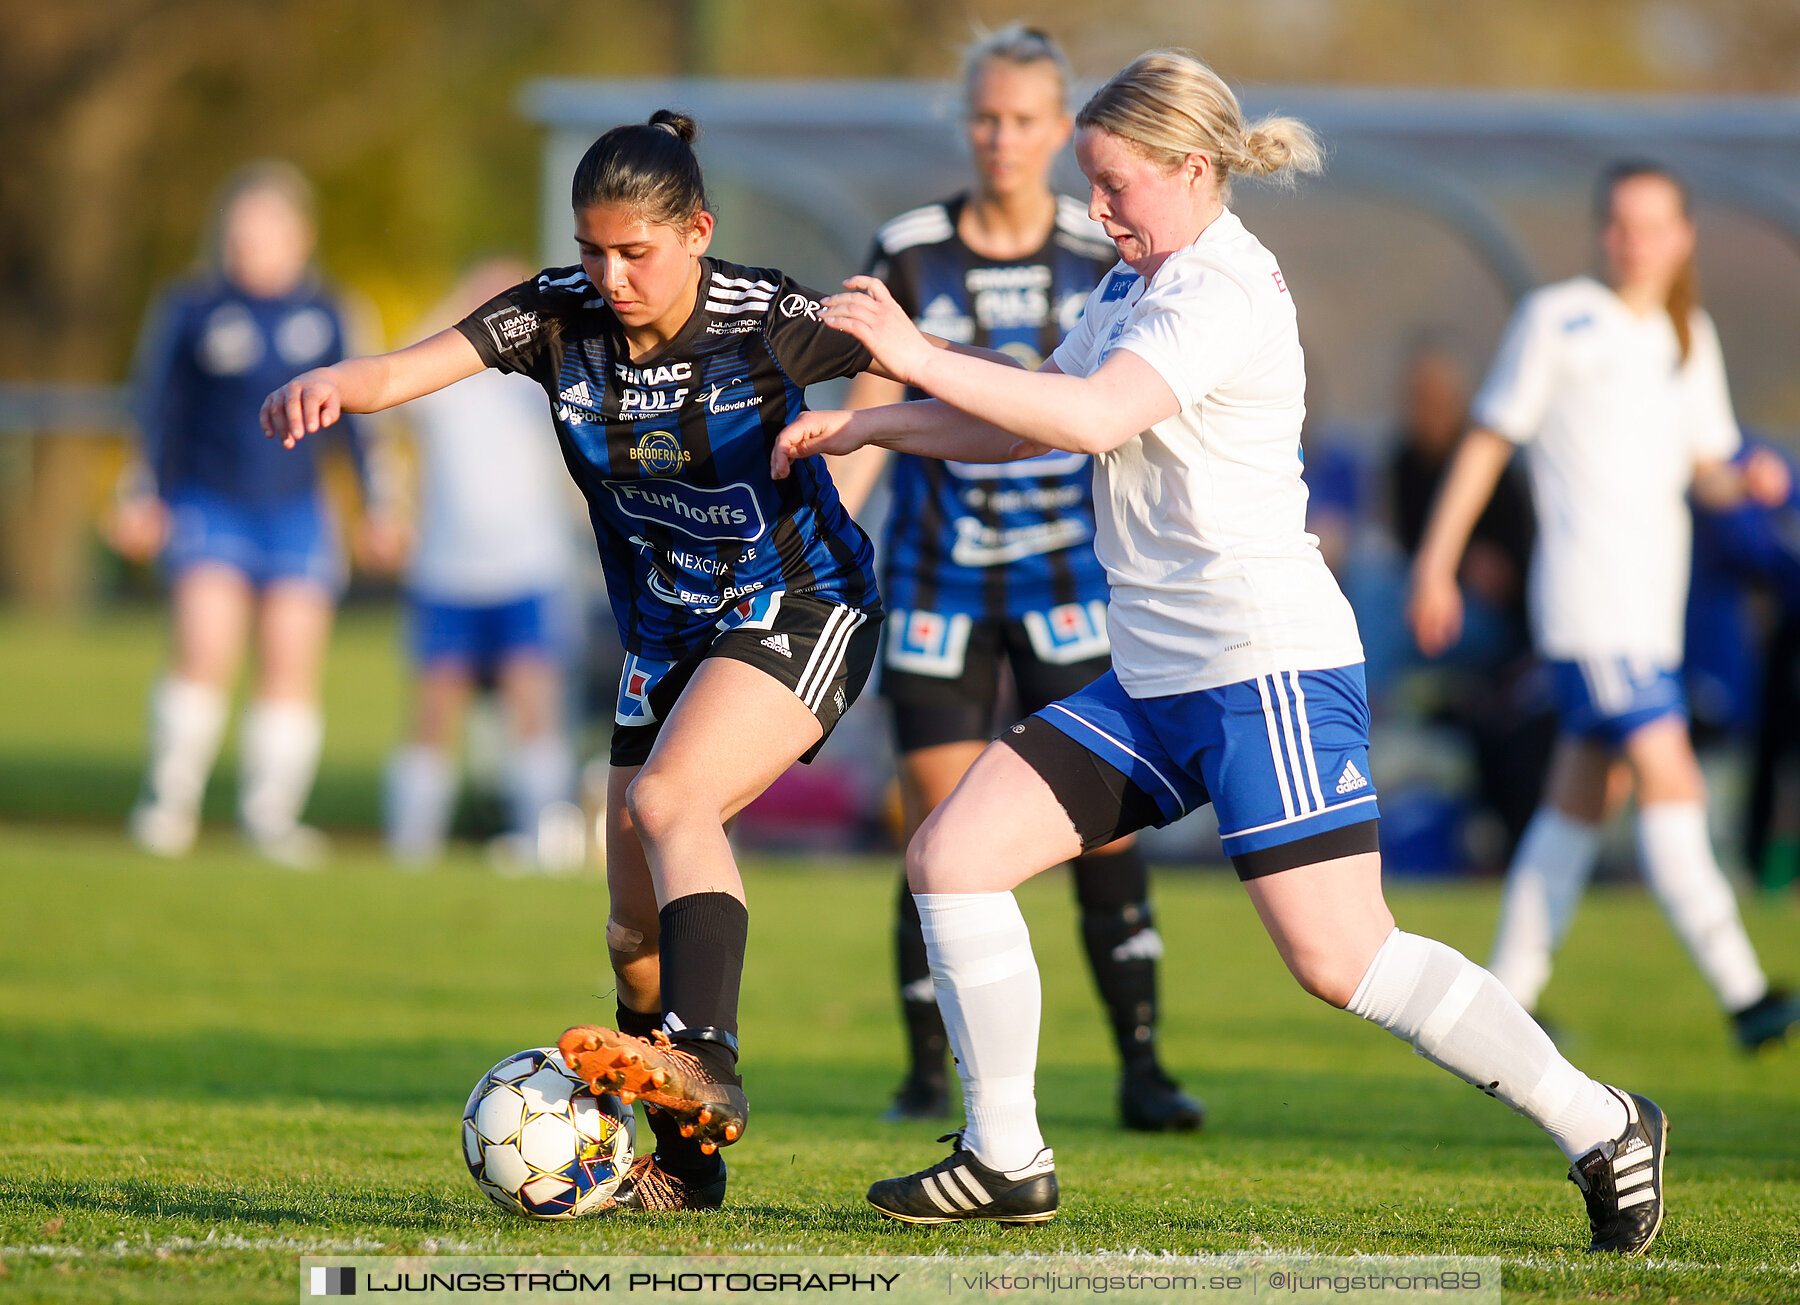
[760, 633, 792, 658]
[1336, 760, 1369, 795]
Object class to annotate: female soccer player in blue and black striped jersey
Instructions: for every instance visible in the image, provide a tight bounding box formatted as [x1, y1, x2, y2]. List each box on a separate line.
[116, 162, 398, 867]
[833, 25, 1201, 1133]
[262, 111, 1009, 1214]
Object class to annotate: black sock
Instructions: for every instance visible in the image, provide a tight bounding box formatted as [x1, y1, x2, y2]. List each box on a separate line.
[657, 892, 747, 1086]
[895, 874, 949, 1087]
[616, 1000, 718, 1180]
[1072, 845, 1162, 1074]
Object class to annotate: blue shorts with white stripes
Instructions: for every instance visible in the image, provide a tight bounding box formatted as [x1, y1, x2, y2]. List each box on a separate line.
[1031, 664, 1380, 860]
[1549, 658, 1685, 747]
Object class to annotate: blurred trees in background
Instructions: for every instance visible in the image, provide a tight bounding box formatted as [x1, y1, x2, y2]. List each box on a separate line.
[3, 0, 1799, 377]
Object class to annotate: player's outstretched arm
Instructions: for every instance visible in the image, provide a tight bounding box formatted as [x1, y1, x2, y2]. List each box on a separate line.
[261, 328, 486, 449]
[1407, 426, 1514, 658]
[772, 400, 1049, 482]
[823, 276, 1178, 454]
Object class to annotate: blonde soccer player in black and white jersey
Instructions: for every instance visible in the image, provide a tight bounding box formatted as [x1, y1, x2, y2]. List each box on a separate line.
[1410, 161, 1800, 1053]
[775, 51, 1668, 1252]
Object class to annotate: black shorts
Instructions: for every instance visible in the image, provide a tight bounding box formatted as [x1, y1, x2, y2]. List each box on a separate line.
[610, 594, 881, 769]
[880, 612, 1111, 754]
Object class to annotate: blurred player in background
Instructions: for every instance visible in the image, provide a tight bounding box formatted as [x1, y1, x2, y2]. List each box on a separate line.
[832, 24, 1201, 1133]
[112, 162, 399, 867]
[385, 258, 583, 869]
[1410, 161, 1800, 1052]
[780, 52, 1668, 1254]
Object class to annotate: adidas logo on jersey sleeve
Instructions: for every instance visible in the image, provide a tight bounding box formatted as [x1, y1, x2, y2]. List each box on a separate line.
[706, 273, 778, 315]
[1336, 760, 1369, 795]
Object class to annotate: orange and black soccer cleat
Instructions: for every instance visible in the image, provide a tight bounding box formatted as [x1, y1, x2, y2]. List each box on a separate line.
[558, 1026, 749, 1154]
[596, 1152, 729, 1212]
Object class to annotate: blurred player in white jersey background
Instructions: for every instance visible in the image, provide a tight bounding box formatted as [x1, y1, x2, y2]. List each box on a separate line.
[1409, 160, 1800, 1052]
[384, 258, 585, 870]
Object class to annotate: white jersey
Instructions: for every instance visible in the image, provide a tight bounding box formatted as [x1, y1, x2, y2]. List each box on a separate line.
[1472, 276, 1739, 664]
[1048, 208, 1363, 696]
[401, 368, 575, 604]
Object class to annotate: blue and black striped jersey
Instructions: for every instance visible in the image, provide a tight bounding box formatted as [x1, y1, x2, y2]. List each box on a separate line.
[132, 277, 369, 505]
[868, 194, 1115, 619]
[455, 259, 879, 662]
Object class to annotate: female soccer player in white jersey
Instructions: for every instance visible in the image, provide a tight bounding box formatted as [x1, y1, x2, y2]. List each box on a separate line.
[263, 112, 1030, 1215]
[774, 51, 1667, 1253]
[1410, 161, 1800, 1053]
[835, 23, 1201, 1133]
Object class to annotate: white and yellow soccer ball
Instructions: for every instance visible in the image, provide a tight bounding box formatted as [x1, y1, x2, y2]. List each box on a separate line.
[462, 1047, 634, 1219]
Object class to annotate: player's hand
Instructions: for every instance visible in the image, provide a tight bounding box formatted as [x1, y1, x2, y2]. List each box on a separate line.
[1743, 446, 1792, 507]
[1407, 570, 1464, 659]
[106, 494, 169, 563]
[821, 277, 935, 388]
[261, 369, 343, 448]
[772, 409, 866, 480]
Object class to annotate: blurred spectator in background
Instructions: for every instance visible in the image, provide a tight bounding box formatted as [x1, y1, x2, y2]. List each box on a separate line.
[111, 162, 400, 867]
[1386, 341, 1550, 857]
[1687, 437, 1800, 894]
[384, 258, 583, 869]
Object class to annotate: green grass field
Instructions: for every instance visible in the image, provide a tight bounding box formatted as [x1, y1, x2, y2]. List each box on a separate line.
[2, 613, 1798, 1303]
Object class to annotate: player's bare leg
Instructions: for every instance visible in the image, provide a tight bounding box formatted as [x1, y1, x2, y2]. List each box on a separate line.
[240, 579, 333, 866]
[563, 659, 824, 1153]
[1246, 853, 1666, 1253]
[130, 563, 250, 857]
[867, 742, 1078, 1222]
[1626, 716, 1797, 1048]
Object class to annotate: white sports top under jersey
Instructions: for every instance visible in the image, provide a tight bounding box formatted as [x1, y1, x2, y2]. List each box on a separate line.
[400, 368, 576, 604]
[1472, 276, 1740, 665]
[1048, 208, 1363, 696]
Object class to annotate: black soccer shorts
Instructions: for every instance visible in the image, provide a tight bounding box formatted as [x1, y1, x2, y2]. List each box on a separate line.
[879, 614, 1112, 754]
[610, 593, 882, 768]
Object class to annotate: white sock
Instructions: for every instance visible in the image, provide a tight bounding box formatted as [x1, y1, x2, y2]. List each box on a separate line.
[238, 699, 323, 841]
[1348, 928, 1627, 1161]
[507, 732, 576, 840]
[1488, 808, 1603, 1009]
[915, 892, 1047, 1174]
[1636, 802, 1768, 1012]
[140, 678, 229, 818]
[384, 745, 457, 863]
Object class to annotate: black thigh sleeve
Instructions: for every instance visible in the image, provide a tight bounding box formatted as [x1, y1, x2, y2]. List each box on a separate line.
[999, 715, 1167, 852]
[1230, 820, 1381, 881]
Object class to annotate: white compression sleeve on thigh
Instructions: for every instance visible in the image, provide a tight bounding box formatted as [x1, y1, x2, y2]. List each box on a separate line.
[1348, 928, 1626, 1160]
[1488, 808, 1603, 1009]
[384, 745, 457, 863]
[915, 892, 1046, 1174]
[144, 677, 228, 818]
[1636, 802, 1768, 1012]
[238, 699, 324, 840]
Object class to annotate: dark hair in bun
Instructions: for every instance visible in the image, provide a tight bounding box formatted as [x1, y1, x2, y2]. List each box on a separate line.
[571, 108, 709, 226]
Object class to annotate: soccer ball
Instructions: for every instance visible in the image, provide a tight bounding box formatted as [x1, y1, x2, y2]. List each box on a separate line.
[462, 1047, 635, 1219]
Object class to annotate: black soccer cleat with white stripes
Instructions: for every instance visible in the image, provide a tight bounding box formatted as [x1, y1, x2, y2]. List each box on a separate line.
[867, 1133, 1057, 1225]
[1568, 1087, 1668, 1255]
